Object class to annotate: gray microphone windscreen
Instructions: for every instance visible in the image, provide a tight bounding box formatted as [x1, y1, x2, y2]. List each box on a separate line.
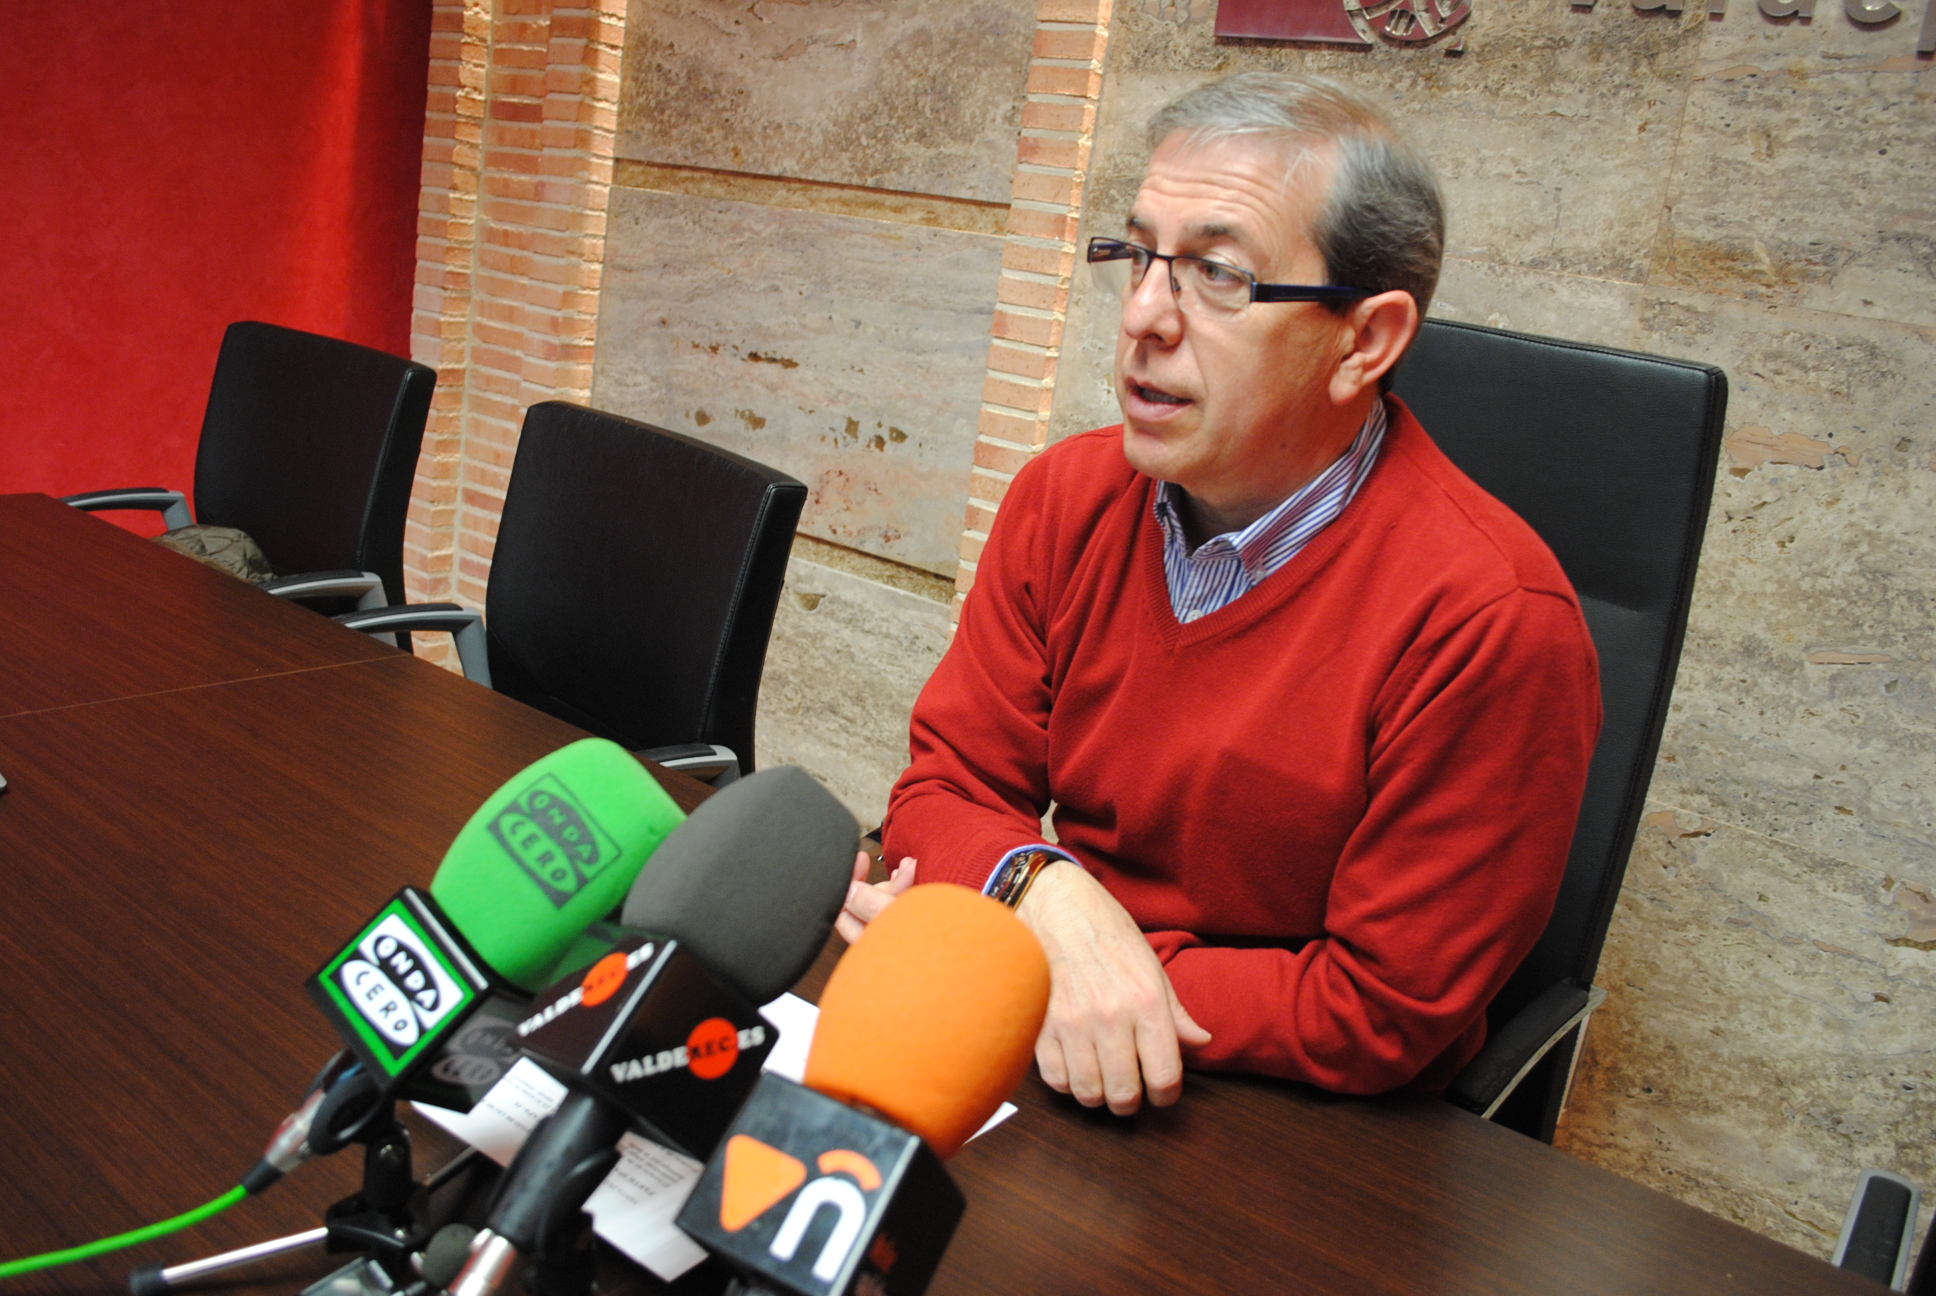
[421, 1225, 478, 1288]
[621, 765, 859, 1005]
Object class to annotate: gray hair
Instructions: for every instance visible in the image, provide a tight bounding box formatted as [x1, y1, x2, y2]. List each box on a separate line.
[1146, 72, 1445, 322]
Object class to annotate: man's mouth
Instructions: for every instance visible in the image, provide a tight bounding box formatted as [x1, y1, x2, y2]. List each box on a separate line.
[1129, 381, 1190, 406]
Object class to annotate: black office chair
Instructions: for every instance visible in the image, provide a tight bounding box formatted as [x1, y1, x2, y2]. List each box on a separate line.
[1388, 319, 1729, 1142]
[1833, 1169, 1927, 1290]
[64, 320, 437, 616]
[338, 401, 808, 785]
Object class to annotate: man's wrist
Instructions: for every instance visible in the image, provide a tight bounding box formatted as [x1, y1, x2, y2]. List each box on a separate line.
[983, 844, 1073, 909]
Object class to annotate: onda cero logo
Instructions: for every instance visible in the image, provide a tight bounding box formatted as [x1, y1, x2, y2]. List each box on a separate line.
[719, 1136, 885, 1285]
[485, 773, 623, 907]
[335, 912, 467, 1055]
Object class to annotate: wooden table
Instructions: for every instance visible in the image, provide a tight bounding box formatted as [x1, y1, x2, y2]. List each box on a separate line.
[0, 494, 704, 1294]
[0, 493, 395, 718]
[0, 496, 1877, 1296]
[780, 953, 1876, 1296]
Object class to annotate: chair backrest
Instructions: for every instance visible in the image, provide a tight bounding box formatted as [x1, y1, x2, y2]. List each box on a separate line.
[1391, 319, 1728, 1028]
[192, 321, 436, 604]
[484, 401, 808, 770]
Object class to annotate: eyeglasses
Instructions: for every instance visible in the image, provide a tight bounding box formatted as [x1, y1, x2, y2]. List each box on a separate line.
[1087, 238, 1369, 318]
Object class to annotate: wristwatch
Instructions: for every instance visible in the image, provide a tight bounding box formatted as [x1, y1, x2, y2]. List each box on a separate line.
[986, 847, 1061, 909]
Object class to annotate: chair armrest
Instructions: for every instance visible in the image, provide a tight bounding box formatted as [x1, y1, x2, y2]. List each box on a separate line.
[269, 572, 391, 644]
[634, 742, 740, 787]
[261, 570, 388, 611]
[1445, 979, 1607, 1118]
[1834, 1169, 1920, 1288]
[63, 489, 192, 530]
[335, 603, 491, 688]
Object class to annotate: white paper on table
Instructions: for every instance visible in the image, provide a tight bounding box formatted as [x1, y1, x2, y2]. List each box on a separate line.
[411, 991, 1017, 1281]
[414, 1057, 710, 1280]
[754, 991, 818, 1081]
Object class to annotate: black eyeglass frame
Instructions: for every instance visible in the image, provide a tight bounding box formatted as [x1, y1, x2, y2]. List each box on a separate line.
[1086, 238, 1371, 307]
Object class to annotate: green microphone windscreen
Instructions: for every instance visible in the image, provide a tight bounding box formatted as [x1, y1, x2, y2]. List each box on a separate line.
[430, 738, 685, 990]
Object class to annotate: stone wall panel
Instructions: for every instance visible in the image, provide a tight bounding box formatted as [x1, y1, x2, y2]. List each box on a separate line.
[1640, 291, 1936, 873]
[593, 187, 1002, 575]
[755, 556, 952, 825]
[1428, 257, 1647, 346]
[1560, 811, 1936, 1259]
[1657, 22, 1936, 329]
[1048, 243, 1124, 443]
[618, 0, 1036, 204]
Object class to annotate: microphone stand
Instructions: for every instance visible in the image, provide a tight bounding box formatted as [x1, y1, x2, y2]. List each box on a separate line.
[130, 1107, 481, 1296]
[522, 1205, 602, 1296]
[314, 1100, 431, 1289]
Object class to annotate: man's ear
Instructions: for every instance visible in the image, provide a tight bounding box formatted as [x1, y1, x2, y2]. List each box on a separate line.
[1329, 289, 1420, 406]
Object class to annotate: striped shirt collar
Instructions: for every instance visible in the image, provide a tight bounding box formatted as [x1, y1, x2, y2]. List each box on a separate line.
[1152, 400, 1388, 623]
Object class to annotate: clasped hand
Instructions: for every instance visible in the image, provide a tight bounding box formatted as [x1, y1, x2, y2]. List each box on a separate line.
[835, 853, 1208, 1116]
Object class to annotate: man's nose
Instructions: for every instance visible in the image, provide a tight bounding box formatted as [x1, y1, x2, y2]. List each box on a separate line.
[1119, 260, 1183, 341]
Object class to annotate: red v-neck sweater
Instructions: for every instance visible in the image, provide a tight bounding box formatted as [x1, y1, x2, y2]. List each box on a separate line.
[885, 398, 1601, 1093]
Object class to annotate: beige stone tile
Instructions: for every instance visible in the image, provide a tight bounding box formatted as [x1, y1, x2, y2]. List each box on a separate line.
[1080, 0, 1704, 284]
[1635, 289, 1936, 869]
[1047, 225, 1125, 444]
[1429, 256, 1647, 346]
[592, 188, 1002, 576]
[617, 0, 1036, 204]
[1656, 19, 1936, 327]
[754, 557, 952, 827]
[1558, 814, 1936, 1261]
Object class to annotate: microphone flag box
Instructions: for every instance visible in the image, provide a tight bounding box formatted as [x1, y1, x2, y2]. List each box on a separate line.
[306, 887, 496, 1088]
[395, 990, 531, 1113]
[400, 918, 639, 1112]
[513, 930, 775, 1160]
[677, 1073, 965, 1296]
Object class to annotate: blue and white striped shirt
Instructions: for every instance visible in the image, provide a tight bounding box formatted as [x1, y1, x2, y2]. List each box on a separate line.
[1153, 400, 1387, 623]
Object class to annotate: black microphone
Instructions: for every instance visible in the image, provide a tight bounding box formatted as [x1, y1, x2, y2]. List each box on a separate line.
[676, 884, 1050, 1296]
[447, 766, 859, 1296]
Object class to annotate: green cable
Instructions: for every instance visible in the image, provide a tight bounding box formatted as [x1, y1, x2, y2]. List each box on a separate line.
[0, 1185, 248, 1280]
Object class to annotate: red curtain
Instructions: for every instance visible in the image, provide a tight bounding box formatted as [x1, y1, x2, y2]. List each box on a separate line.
[0, 1, 432, 531]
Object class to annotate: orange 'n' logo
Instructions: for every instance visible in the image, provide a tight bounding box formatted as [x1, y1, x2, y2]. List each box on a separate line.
[720, 1135, 807, 1231]
[816, 1150, 881, 1190]
[718, 1135, 881, 1284]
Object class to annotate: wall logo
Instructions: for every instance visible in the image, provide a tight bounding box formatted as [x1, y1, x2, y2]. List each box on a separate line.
[486, 774, 623, 907]
[1213, 0, 1469, 45]
[321, 905, 475, 1071]
[719, 1136, 885, 1284]
[1212, 0, 1933, 52]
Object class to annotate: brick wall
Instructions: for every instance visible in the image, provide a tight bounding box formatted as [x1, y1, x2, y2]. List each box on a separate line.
[407, 0, 625, 656]
[957, 0, 1115, 622]
[407, 0, 1099, 640]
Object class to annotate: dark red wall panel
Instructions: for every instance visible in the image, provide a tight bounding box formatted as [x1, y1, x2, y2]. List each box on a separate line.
[0, 2, 432, 531]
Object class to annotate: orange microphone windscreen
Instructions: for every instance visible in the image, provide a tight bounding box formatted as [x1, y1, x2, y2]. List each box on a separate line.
[804, 883, 1050, 1159]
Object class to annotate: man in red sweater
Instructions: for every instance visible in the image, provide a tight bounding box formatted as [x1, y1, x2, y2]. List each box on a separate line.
[840, 73, 1601, 1115]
